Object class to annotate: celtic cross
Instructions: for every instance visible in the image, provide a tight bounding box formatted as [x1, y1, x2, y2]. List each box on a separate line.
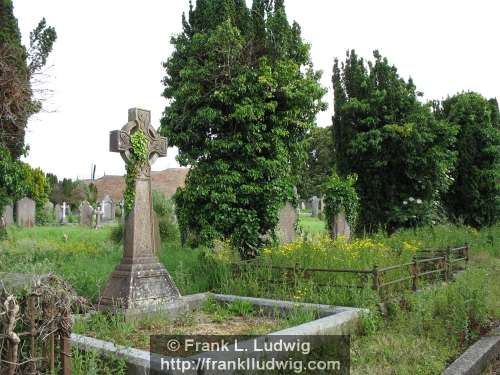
[109, 108, 167, 174]
[100, 108, 180, 310]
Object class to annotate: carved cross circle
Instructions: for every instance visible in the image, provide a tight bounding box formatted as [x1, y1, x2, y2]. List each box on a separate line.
[109, 108, 167, 166]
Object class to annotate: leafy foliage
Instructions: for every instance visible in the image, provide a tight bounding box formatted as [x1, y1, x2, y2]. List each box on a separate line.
[295, 126, 335, 199]
[161, 0, 326, 258]
[0, 144, 49, 221]
[123, 130, 149, 215]
[437, 92, 500, 227]
[152, 190, 179, 242]
[322, 173, 359, 235]
[332, 50, 458, 233]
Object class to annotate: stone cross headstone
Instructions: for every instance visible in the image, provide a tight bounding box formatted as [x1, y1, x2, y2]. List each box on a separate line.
[330, 211, 351, 240]
[101, 195, 115, 222]
[60, 201, 68, 224]
[119, 200, 125, 225]
[79, 201, 94, 227]
[310, 196, 319, 217]
[277, 202, 298, 243]
[100, 108, 180, 310]
[1, 204, 14, 225]
[16, 197, 36, 228]
[94, 204, 103, 229]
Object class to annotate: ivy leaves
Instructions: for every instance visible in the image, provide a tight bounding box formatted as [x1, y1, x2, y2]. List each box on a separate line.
[123, 130, 149, 215]
[322, 173, 360, 234]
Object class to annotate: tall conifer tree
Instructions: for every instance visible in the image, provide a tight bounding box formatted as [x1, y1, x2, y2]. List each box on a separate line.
[332, 50, 457, 233]
[161, 0, 326, 257]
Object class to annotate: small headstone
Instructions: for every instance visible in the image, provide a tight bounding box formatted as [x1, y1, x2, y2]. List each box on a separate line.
[60, 202, 68, 224]
[54, 203, 62, 222]
[16, 197, 36, 228]
[94, 205, 103, 229]
[300, 201, 306, 210]
[101, 195, 115, 222]
[310, 196, 319, 217]
[2, 204, 14, 225]
[277, 202, 298, 243]
[330, 211, 351, 240]
[44, 201, 54, 219]
[119, 200, 125, 225]
[79, 201, 94, 227]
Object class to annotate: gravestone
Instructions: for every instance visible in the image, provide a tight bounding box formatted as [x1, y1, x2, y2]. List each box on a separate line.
[100, 108, 180, 310]
[94, 204, 103, 229]
[79, 201, 94, 227]
[16, 197, 36, 227]
[277, 202, 298, 243]
[101, 195, 115, 222]
[330, 212, 351, 240]
[119, 201, 125, 225]
[44, 201, 54, 220]
[54, 203, 62, 222]
[310, 196, 319, 217]
[59, 202, 69, 224]
[2, 204, 14, 225]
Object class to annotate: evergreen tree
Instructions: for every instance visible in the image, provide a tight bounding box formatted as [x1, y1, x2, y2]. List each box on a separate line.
[161, 0, 326, 257]
[332, 50, 457, 233]
[439, 92, 500, 227]
[296, 126, 335, 199]
[0, 0, 56, 216]
[0, 0, 56, 158]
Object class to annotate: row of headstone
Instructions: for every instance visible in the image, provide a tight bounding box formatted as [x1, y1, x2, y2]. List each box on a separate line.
[0, 198, 36, 228]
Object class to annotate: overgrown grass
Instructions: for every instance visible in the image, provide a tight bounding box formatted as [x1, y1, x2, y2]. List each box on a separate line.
[1, 222, 498, 374]
[73, 298, 319, 350]
[0, 225, 206, 301]
[298, 214, 327, 236]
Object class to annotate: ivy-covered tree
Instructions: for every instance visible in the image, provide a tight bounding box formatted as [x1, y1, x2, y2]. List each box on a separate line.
[0, 1, 56, 158]
[161, 0, 326, 257]
[438, 92, 500, 227]
[332, 50, 457, 233]
[295, 126, 335, 199]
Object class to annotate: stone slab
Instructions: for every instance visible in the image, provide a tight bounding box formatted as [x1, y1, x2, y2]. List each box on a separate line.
[0, 272, 51, 293]
[2, 204, 14, 225]
[16, 197, 36, 227]
[442, 325, 500, 375]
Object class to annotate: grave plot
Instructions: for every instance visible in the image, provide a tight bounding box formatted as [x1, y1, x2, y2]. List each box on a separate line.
[66, 108, 364, 373]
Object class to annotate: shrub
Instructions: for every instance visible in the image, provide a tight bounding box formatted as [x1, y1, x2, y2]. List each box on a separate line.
[152, 190, 179, 242]
[322, 173, 359, 236]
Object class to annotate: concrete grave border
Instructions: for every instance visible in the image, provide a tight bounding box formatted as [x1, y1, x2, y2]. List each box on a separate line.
[71, 293, 367, 374]
[442, 325, 500, 375]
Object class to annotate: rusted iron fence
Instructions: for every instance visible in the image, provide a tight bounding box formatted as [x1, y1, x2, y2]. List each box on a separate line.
[231, 243, 469, 300]
[0, 279, 73, 375]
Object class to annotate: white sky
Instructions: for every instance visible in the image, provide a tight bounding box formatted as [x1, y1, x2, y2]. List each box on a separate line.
[14, 0, 500, 180]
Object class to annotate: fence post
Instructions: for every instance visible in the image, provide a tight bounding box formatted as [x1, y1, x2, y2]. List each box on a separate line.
[26, 294, 38, 375]
[464, 242, 469, 266]
[411, 257, 418, 292]
[444, 246, 451, 282]
[372, 265, 380, 296]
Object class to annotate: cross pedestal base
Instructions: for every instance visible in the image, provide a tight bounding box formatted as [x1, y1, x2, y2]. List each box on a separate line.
[99, 256, 180, 310]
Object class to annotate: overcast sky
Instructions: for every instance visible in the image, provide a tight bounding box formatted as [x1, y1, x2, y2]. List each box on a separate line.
[14, 0, 500, 180]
